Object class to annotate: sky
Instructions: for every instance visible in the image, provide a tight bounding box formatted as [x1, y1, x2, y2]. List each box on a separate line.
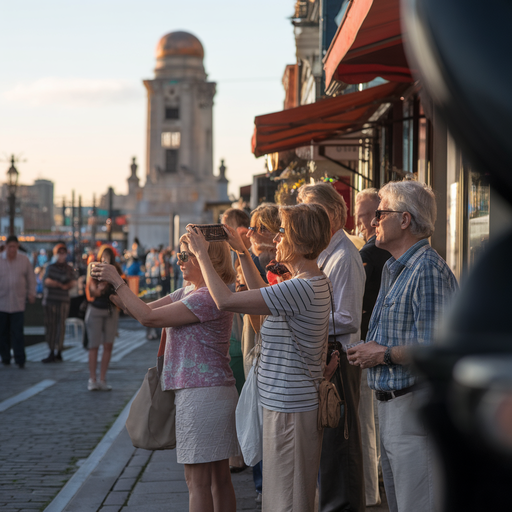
[0, 0, 296, 205]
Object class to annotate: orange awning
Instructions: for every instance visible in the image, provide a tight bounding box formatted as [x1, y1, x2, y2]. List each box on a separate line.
[252, 81, 409, 157]
[323, 0, 412, 88]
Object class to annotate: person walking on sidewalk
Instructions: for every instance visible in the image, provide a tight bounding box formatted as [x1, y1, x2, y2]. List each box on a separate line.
[85, 245, 123, 391]
[41, 243, 77, 363]
[92, 237, 239, 512]
[0, 235, 36, 368]
[185, 203, 332, 512]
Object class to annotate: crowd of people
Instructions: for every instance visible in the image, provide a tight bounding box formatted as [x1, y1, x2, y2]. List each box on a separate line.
[1, 178, 459, 512]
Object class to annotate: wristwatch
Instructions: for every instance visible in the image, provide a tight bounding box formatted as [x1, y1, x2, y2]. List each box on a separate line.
[383, 347, 393, 366]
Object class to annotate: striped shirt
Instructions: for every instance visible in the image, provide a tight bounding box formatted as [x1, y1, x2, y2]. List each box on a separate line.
[259, 275, 331, 413]
[0, 251, 36, 313]
[367, 239, 459, 392]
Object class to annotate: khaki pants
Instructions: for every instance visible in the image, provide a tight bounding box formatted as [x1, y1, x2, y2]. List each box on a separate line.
[378, 389, 437, 512]
[262, 407, 323, 512]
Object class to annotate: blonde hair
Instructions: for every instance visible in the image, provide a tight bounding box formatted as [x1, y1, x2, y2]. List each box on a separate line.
[179, 236, 236, 285]
[277, 203, 331, 262]
[250, 203, 280, 234]
[297, 182, 347, 229]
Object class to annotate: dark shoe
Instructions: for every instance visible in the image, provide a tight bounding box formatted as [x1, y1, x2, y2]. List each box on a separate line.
[42, 352, 55, 363]
[17, 363, 25, 369]
[2, 360, 10, 366]
[55, 352, 63, 361]
[229, 464, 248, 474]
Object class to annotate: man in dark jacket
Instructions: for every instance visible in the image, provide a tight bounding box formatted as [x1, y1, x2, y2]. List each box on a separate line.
[355, 188, 391, 507]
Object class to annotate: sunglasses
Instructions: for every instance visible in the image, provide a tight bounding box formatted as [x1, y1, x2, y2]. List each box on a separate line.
[248, 225, 270, 234]
[374, 210, 405, 220]
[57, 250, 67, 255]
[177, 251, 194, 263]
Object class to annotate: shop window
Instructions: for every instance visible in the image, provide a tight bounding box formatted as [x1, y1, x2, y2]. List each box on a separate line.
[466, 169, 490, 267]
[165, 149, 178, 173]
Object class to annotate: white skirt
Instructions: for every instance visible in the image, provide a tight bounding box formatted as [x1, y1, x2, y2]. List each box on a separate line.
[175, 385, 241, 464]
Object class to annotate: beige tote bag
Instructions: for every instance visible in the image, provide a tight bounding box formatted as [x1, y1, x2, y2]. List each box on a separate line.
[125, 330, 176, 450]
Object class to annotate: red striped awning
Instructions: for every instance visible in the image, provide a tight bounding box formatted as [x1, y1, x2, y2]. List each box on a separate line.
[252, 81, 409, 157]
[323, 0, 413, 87]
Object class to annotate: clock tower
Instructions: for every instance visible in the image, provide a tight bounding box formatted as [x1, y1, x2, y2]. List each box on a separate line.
[128, 31, 223, 248]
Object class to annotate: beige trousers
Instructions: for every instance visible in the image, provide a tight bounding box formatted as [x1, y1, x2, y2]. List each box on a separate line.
[262, 407, 323, 512]
[360, 368, 381, 506]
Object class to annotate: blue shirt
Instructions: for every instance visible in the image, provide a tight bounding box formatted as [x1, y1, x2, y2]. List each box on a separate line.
[367, 239, 458, 392]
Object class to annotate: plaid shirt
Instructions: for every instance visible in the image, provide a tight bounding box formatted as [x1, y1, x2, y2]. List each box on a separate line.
[367, 239, 458, 392]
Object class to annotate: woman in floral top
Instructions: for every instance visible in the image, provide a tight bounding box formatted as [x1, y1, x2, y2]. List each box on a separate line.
[92, 236, 238, 512]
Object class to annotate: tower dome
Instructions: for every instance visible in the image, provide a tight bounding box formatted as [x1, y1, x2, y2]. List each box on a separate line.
[155, 31, 204, 60]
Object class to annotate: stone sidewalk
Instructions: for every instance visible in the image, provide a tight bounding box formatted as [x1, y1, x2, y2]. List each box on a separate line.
[0, 316, 388, 511]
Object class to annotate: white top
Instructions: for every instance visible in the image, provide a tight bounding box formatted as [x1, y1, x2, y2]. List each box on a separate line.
[258, 275, 331, 413]
[317, 229, 366, 348]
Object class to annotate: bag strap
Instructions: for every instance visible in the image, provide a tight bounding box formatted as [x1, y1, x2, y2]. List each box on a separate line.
[157, 329, 167, 357]
[327, 281, 349, 440]
[156, 329, 167, 378]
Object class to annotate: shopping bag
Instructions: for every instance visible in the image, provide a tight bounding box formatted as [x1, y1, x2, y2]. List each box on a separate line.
[235, 358, 263, 466]
[125, 330, 176, 450]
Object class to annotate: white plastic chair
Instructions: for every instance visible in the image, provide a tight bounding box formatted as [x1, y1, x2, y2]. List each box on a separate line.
[65, 318, 85, 345]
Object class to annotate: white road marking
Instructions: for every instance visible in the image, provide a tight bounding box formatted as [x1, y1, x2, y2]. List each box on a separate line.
[0, 379, 57, 412]
[25, 329, 148, 363]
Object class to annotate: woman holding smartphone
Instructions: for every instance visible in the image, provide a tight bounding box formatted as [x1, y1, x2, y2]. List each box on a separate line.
[91, 235, 239, 512]
[185, 203, 332, 512]
[85, 245, 123, 391]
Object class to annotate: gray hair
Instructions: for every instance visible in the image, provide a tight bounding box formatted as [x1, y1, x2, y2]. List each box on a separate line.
[356, 187, 380, 205]
[379, 180, 436, 238]
[297, 182, 347, 229]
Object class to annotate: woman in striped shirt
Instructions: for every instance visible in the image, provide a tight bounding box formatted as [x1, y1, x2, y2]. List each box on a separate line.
[186, 203, 332, 512]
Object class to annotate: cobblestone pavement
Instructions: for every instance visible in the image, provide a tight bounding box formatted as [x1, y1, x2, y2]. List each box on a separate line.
[1, 316, 388, 512]
[0, 318, 156, 512]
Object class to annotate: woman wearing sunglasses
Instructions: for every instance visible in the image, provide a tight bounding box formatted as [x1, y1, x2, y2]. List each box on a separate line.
[91, 236, 239, 512]
[185, 203, 332, 512]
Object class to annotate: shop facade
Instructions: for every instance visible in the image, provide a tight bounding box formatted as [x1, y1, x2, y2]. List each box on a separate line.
[251, 0, 510, 281]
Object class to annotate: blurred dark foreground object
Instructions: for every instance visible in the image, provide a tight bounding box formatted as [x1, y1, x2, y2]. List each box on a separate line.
[413, 230, 512, 511]
[402, 0, 512, 509]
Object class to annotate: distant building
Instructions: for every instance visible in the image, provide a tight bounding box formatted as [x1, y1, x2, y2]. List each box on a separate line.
[124, 30, 228, 249]
[0, 178, 54, 235]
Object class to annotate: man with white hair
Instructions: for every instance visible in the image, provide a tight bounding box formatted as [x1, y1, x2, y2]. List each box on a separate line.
[348, 179, 458, 512]
[298, 182, 366, 512]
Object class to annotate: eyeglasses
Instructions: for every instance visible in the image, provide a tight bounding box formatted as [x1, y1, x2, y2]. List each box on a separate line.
[248, 225, 270, 234]
[57, 250, 67, 255]
[374, 210, 405, 220]
[177, 251, 194, 263]
[278, 227, 285, 234]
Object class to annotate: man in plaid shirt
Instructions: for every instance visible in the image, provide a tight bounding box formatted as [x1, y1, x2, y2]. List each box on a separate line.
[348, 180, 458, 512]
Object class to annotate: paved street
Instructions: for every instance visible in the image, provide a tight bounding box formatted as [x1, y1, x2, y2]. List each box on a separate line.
[0, 317, 388, 512]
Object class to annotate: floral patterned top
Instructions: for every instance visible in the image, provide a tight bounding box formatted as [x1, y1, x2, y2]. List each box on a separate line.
[161, 286, 235, 390]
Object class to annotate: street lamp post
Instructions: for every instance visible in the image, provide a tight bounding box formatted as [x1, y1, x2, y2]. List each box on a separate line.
[6, 155, 19, 236]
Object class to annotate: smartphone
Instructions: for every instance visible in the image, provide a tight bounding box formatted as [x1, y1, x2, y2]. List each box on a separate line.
[87, 262, 99, 282]
[190, 224, 228, 242]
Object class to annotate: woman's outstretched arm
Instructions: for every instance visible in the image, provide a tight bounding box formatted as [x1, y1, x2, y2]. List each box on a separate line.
[185, 228, 271, 316]
[222, 225, 268, 291]
[91, 263, 198, 328]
